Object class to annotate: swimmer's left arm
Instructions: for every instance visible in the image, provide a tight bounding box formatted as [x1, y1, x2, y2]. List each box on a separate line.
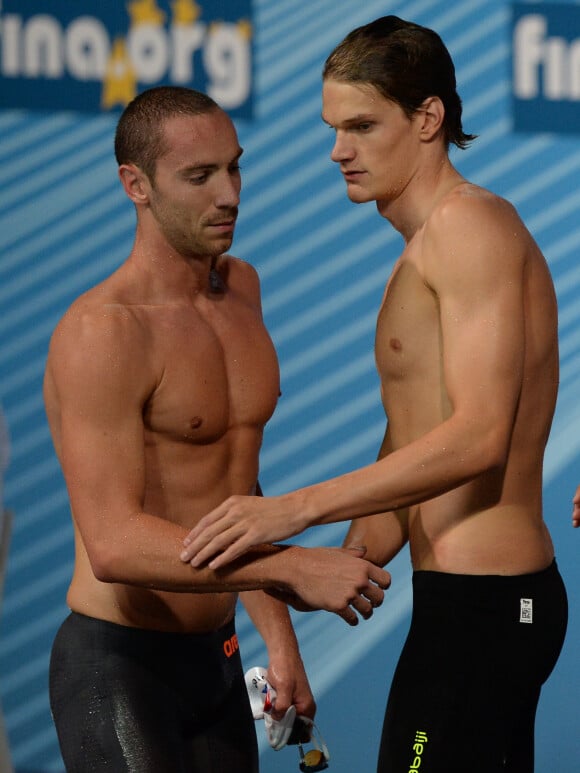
[343, 428, 408, 566]
[239, 480, 332, 717]
[241, 590, 315, 722]
[342, 511, 408, 567]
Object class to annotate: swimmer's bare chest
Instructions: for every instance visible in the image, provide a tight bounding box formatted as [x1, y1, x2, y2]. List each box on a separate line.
[68, 296, 280, 631]
[372, 258, 554, 574]
[133, 293, 277, 439]
[375, 258, 447, 445]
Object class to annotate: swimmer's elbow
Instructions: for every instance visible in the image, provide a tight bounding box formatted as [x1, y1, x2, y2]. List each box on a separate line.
[88, 540, 126, 583]
[476, 424, 511, 474]
[90, 559, 118, 584]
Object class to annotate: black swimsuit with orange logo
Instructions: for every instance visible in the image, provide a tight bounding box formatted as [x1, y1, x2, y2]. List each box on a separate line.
[50, 613, 258, 772]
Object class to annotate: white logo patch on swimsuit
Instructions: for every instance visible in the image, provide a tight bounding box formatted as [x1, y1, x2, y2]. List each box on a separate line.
[519, 598, 533, 623]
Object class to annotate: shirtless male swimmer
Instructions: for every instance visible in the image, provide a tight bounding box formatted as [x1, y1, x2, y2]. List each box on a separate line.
[180, 17, 569, 773]
[43, 86, 390, 772]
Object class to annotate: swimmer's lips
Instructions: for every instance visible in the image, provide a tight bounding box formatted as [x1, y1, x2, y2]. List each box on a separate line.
[341, 168, 366, 183]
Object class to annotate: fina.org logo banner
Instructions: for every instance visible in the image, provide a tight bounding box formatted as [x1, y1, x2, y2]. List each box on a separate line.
[0, 0, 253, 117]
[512, 2, 580, 133]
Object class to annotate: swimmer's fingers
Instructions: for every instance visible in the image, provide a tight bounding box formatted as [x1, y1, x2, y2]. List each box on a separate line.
[181, 495, 302, 569]
[338, 580, 388, 625]
[286, 547, 391, 626]
[181, 501, 256, 568]
[362, 576, 389, 609]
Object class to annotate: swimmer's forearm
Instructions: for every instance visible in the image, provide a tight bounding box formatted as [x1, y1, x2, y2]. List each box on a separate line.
[342, 512, 408, 567]
[89, 514, 297, 594]
[206, 544, 300, 594]
[292, 417, 503, 527]
[240, 589, 299, 651]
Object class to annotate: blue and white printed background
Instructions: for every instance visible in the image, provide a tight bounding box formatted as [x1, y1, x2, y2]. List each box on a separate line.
[1, 1, 580, 770]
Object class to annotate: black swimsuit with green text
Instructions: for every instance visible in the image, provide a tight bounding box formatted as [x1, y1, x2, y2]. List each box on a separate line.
[378, 560, 567, 773]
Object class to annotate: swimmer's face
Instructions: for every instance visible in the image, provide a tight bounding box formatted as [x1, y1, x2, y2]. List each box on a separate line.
[322, 79, 422, 211]
[146, 110, 243, 259]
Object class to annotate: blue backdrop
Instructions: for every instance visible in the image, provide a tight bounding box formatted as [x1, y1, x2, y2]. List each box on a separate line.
[1, 1, 579, 771]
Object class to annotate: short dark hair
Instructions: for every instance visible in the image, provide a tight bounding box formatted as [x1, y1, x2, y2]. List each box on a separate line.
[323, 15, 476, 149]
[114, 86, 220, 180]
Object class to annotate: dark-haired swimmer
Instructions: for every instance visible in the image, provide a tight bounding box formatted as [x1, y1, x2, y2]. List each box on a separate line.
[44, 85, 391, 772]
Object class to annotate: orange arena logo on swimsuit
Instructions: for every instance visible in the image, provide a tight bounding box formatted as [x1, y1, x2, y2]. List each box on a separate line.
[223, 632, 239, 658]
[408, 731, 428, 771]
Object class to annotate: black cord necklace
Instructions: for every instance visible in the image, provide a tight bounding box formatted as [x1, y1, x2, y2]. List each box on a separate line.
[209, 258, 225, 294]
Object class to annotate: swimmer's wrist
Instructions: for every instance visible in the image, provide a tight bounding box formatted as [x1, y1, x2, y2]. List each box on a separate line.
[280, 490, 319, 534]
[268, 544, 306, 592]
[244, 543, 303, 592]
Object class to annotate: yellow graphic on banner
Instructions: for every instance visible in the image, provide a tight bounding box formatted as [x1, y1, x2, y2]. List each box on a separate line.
[93, 0, 252, 112]
[171, 0, 202, 26]
[237, 19, 252, 41]
[102, 1, 166, 109]
[102, 38, 137, 109]
[127, 0, 166, 27]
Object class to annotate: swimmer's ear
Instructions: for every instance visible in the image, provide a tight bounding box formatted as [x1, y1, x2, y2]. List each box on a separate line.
[118, 163, 151, 205]
[416, 96, 444, 141]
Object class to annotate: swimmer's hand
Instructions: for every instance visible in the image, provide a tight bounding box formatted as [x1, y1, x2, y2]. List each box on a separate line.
[573, 485, 580, 528]
[180, 494, 306, 569]
[266, 546, 391, 627]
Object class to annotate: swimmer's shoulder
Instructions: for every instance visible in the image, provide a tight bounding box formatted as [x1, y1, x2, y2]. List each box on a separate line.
[430, 181, 523, 234]
[48, 273, 148, 367]
[415, 181, 535, 286]
[217, 254, 259, 283]
[217, 253, 263, 308]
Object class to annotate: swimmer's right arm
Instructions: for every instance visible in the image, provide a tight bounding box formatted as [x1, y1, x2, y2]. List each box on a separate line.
[342, 427, 409, 566]
[45, 306, 391, 618]
[45, 304, 204, 588]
